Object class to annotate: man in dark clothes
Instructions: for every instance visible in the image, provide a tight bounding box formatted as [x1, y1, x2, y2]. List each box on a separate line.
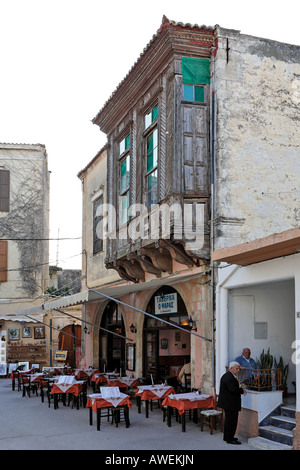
[217, 361, 247, 445]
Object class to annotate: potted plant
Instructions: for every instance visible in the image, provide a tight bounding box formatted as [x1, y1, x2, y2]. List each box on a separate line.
[256, 348, 273, 390]
[274, 356, 289, 397]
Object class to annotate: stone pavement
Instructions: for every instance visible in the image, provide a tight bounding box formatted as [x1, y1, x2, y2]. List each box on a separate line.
[0, 378, 255, 453]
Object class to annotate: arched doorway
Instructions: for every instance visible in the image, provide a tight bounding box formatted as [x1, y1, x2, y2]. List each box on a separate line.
[143, 286, 190, 383]
[99, 301, 125, 373]
[58, 324, 81, 368]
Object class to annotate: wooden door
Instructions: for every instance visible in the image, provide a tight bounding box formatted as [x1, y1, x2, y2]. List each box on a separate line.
[58, 324, 81, 368]
[143, 330, 159, 382]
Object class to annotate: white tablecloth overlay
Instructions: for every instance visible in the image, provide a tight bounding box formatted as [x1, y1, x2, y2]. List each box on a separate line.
[168, 392, 211, 401]
[88, 391, 129, 408]
[136, 384, 173, 399]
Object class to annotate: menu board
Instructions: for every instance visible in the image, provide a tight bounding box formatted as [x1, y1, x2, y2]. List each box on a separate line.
[100, 387, 121, 399]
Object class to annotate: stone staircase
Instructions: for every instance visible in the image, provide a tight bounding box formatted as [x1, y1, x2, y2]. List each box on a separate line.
[248, 402, 295, 450]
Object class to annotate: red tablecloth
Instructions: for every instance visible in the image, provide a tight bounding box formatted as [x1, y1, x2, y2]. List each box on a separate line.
[106, 379, 138, 389]
[135, 385, 174, 400]
[10, 369, 36, 380]
[87, 395, 132, 412]
[161, 394, 214, 415]
[74, 369, 99, 379]
[51, 382, 84, 397]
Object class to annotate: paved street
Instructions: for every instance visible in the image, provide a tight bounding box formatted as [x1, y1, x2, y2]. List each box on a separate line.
[0, 378, 254, 454]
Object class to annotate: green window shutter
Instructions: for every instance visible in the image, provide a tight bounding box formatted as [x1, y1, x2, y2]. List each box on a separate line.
[181, 57, 210, 85]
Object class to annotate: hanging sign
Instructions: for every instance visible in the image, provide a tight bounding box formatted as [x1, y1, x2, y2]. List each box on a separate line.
[55, 350, 68, 361]
[154, 293, 178, 315]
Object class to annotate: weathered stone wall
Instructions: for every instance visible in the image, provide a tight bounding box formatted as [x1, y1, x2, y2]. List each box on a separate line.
[214, 28, 300, 250]
[78, 147, 120, 290]
[0, 143, 49, 298]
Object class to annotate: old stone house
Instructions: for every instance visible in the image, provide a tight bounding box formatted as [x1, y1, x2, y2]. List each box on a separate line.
[18, 16, 300, 447]
[0, 143, 50, 371]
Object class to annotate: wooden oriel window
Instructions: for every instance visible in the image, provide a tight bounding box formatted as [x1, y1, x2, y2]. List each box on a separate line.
[144, 104, 158, 208]
[119, 133, 131, 225]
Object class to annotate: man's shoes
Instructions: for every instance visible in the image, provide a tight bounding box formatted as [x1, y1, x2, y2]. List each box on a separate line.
[226, 439, 241, 445]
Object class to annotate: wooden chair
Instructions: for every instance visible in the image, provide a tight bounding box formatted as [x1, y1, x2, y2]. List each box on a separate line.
[200, 395, 223, 435]
[184, 373, 191, 392]
[111, 406, 130, 428]
[21, 374, 39, 398]
[71, 379, 88, 410]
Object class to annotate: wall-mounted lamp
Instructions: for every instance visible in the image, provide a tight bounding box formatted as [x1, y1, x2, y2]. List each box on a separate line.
[84, 325, 90, 335]
[188, 316, 197, 331]
[130, 323, 137, 334]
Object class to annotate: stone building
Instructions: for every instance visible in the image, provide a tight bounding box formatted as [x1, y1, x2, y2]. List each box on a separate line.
[0, 143, 50, 371]
[17, 16, 300, 447]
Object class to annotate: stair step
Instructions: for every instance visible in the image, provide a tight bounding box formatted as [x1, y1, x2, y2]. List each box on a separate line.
[248, 436, 292, 451]
[281, 405, 296, 418]
[270, 415, 296, 430]
[259, 425, 294, 446]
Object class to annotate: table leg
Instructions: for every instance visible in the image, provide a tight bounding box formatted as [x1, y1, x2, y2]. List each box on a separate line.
[181, 413, 186, 432]
[167, 406, 172, 427]
[145, 400, 149, 418]
[125, 406, 130, 427]
[137, 396, 141, 413]
[97, 408, 101, 431]
[89, 408, 93, 425]
[54, 394, 58, 409]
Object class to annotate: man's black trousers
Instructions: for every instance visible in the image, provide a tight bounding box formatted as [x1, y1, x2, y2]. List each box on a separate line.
[223, 409, 239, 442]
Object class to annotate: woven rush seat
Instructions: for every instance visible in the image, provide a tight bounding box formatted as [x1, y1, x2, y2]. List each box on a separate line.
[201, 409, 222, 417]
[200, 395, 223, 435]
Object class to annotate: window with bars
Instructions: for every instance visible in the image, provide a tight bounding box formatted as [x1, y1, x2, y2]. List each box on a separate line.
[144, 105, 158, 208]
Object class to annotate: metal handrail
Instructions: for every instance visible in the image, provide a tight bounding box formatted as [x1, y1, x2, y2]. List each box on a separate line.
[237, 368, 282, 391]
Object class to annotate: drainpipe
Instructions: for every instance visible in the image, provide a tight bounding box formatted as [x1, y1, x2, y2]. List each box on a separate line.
[210, 45, 217, 389]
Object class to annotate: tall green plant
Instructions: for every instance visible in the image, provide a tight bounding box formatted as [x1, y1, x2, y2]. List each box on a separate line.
[256, 348, 273, 369]
[274, 356, 289, 388]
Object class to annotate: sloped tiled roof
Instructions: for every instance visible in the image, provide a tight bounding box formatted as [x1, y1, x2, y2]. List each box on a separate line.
[92, 16, 216, 125]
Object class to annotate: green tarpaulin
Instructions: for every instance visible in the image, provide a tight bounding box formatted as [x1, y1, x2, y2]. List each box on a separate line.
[181, 57, 210, 84]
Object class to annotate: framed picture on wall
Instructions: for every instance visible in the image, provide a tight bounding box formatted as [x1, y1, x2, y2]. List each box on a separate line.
[34, 326, 45, 339]
[126, 343, 136, 371]
[8, 328, 20, 340]
[22, 326, 32, 338]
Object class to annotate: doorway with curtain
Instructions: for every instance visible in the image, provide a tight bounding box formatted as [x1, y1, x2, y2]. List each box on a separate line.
[143, 286, 190, 383]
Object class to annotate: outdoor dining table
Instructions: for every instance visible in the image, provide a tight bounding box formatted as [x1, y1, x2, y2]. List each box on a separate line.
[135, 384, 175, 418]
[92, 372, 120, 391]
[161, 392, 214, 432]
[51, 366, 73, 375]
[106, 376, 138, 390]
[87, 389, 132, 430]
[74, 368, 99, 379]
[50, 376, 87, 409]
